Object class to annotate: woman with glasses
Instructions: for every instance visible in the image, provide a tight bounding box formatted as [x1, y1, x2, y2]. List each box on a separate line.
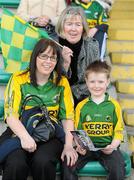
[56, 6, 100, 106]
[1, 38, 77, 180]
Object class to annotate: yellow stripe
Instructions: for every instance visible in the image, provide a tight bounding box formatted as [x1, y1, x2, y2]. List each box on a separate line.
[109, 97, 124, 141]
[80, 2, 92, 9]
[58, 76, 74, 120]
[14, 15, 38, 31]
[14, 15, 27, 25]
[98, 12, 109, 25]
[75, 98, 89, 129]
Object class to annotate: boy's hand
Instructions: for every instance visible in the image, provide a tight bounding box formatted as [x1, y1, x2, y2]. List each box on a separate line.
[101, 144, 116, 155]
[74, 138, 87, 155]
[76, 145, 87, 155]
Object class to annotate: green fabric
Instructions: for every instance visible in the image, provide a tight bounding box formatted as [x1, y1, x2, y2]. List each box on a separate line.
[20, 81, 66, 122]
[77, 94, 118, 147]
[74, 0, 108, 28]
[0, 100, 4, 119]
[80, 1, 106, 21]
[5, 70, 73, 122]
[78, 151, 131, 177]
[1, 9, 49, 73]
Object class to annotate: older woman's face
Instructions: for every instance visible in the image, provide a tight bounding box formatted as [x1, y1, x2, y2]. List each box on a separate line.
[36, 46, 57, 77]
[63, 15, 83, 44]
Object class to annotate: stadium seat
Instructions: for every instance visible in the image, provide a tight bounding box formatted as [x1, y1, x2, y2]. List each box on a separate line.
[0, 100, 4, 121]
[0, 70, 11, 121]
[0, 20, 1, 52]
[0, 69, 11, 85]
[0, 70, 132, 177]
[0, 0, 20, 8]
[78, 151, 131, 177]
[55, 151, 132, 177]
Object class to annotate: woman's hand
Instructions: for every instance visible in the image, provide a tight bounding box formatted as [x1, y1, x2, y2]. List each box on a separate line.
[6, 115, 37, 153]
[62, 46, 73, 72]
[61, 145, 78, 166]
[88, 27, 98, 38]
[20, 135, 37, 153]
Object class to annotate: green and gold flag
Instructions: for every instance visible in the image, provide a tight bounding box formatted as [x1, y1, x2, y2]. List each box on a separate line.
[1, 9, 49, 73]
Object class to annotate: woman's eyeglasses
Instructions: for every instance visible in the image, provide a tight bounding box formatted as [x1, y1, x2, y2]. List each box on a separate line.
[38, 53, 57, 62]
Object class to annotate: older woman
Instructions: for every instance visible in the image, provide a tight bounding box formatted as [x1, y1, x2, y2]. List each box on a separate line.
[56, 6, 100, 105]
[2, 39, 77, 180]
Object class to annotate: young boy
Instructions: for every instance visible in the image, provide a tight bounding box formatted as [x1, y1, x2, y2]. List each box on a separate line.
[73, 0, 113, 60]
[62, 61, 125, 180]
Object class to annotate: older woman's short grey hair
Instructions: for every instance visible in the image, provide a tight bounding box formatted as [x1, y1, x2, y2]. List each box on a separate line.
[56, 6, 89, 39]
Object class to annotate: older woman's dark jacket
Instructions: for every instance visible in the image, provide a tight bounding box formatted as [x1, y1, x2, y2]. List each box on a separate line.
[63, 37, 100, 101]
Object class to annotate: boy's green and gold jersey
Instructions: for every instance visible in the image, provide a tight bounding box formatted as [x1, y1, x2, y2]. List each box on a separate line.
[74, 0, 109, 28]
[4, 70, 74, 122]
[75, 94, 124, 147]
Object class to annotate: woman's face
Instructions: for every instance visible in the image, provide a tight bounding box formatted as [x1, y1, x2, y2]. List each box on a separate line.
[63, 15, 83, 44]
[36, 46, 57, 77]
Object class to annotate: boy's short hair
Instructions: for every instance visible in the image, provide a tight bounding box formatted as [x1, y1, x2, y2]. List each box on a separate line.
[56, 6, 89, 39]
[85, 60, 111, 79]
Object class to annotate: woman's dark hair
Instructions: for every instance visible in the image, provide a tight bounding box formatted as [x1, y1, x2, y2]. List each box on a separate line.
[29, 38, 62, 86]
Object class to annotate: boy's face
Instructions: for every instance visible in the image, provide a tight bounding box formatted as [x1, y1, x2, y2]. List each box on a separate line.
[85, 72, 110, 98]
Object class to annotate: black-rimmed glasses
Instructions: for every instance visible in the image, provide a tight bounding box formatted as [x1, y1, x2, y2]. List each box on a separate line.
[38, 53, 57, 62]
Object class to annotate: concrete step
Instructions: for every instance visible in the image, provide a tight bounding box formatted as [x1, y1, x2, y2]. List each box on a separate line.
[109, 19, 134, 29]
[0, 175, 134, 180]
[128, 135, 134, 152]
[0, 121, 6, 135]
[111, 52, 134, 65]
[111, 64, 134, 81]
[110, 11, 134, 19]
[112, 2, 134, 11]
[0, 86, 6, 100]
[109, 29, 134, 40]
[0, 54, 4, 69]
[107, 40, 134, 53]
[116, 80, 134, 94]
[114, 0, 134, 3]
[118, 93, 134, 109]
[124, 110, 134, 127]
[116, 0, 134, 1]
[126, 126, 134, 136]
